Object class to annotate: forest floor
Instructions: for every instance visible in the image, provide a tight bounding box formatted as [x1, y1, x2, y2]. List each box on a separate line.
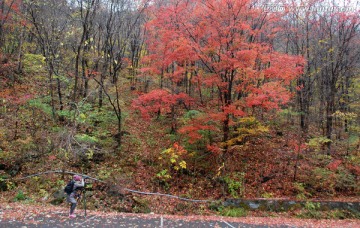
[0, 71, 359, 224]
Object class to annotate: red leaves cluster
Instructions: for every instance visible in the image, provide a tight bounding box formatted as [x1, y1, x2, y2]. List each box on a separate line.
[131, 89, 193, 119]
[246, 82, 292, 110]
[178, 123, 217, 144]
[326, 160, 342, 171]
[143, 0, 304, 107]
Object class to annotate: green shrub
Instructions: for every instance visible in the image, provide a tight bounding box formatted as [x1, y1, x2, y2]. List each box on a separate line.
[223, 172, 245, 198]
[261, 192, 274, 199]
[132, 197, 151, 214]
[297, 205, 360, 219]
[307, 137, 332, 152]
[312, 154, 332, 166]
[22, 54, 45, 73]
[75, 134, 98, 144]
[293, 182, 312, 200]
[335, 167, 357, 192]
[28, 97, 53, 116]
[219, 206, 247, 217]
[326, 209, 359, 219]
[307, 168, 335, 195]
[14, 190, 27, 201]
[297, 202, 322, 219]
[209, 200, 223, 211]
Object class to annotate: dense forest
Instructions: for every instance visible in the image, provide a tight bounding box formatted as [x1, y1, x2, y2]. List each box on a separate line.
[0, 0, 359, 216]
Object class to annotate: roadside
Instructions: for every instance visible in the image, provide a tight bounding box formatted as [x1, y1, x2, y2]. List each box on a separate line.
[0, 202, 359, 228]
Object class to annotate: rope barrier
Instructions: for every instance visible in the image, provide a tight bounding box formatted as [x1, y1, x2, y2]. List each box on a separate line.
[123, 188, 212, 203]
[2, 170, 215, 203]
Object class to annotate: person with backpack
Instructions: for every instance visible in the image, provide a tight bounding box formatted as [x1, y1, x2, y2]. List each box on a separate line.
[64, 175, 85, 218]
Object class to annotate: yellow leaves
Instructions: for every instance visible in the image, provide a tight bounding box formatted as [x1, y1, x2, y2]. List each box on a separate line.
[186, 71, 192, 80]
[0, 128, 5, 141]
[79, 113, 86, 119]
[332, 110, 357, 120]
[159, 143, 188, 176]
[179, 161, 187, 169]
[226, 116, 269, 147]
[238, 116, 255, 124]
[86, 149, 94, 160]
[215, 162, 224, 177]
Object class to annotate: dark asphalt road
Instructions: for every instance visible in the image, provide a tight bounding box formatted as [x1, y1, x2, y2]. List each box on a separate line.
[0, 213, 295, 228]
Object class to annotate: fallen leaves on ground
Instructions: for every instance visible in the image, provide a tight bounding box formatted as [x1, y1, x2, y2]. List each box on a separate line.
[0, 202, 359, 228]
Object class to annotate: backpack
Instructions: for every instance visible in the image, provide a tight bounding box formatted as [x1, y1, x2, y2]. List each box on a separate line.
[64, 180, 75, 194]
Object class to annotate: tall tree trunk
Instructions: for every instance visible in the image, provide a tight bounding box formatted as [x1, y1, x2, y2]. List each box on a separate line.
[81, 58, 89, 98]
[73, 49, 81, 102]
[223, 114, 229, 143]
[0, 0, 5, 49]
[16, 26, 26, 73]
[98, 74, 104, 110]
[56, 77, 63, 111]
[48, 70, 56, 118]
[325, 92, 335, 155]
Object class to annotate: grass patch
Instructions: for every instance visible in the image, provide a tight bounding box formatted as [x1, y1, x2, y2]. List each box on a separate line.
[219, 206, 247, 217]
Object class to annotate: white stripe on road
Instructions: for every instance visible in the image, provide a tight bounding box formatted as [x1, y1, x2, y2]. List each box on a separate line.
[222, 220, 236, 228]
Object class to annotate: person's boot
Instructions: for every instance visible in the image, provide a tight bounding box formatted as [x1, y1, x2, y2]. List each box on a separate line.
[69, 213, 76, 218]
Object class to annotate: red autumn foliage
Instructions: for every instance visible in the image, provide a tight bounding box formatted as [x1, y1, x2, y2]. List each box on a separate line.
[139, 0, 305, 144]
[131, 89, 193, 119]
[346, 164, 360, 176]
[0, 0, 24, 29]
[327, 159, 342, 171]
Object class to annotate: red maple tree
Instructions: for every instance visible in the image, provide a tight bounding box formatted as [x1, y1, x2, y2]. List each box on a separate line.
[137, 0, 305, 152]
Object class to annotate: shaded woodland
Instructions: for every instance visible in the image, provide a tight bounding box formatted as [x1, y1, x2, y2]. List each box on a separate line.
[0, 0, 359, 215]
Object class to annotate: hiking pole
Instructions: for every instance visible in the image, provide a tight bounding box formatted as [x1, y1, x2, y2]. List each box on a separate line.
[84, 189, 87, 217]
[83, 181, 87, 217]
[83, 177, 87, 218]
